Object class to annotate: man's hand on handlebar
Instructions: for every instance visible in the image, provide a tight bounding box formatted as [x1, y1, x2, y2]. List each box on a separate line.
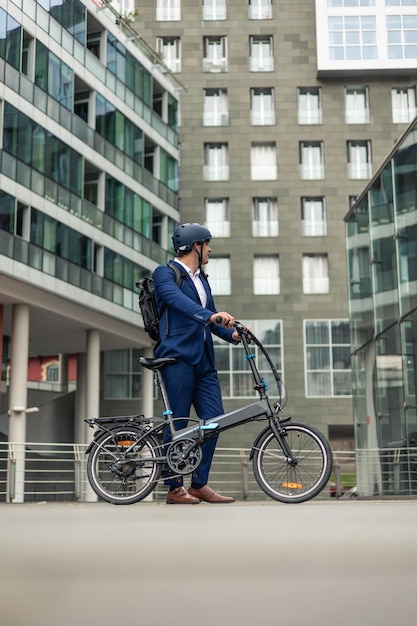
[210, 312, 235, 328]
[210, 314, 251, 343]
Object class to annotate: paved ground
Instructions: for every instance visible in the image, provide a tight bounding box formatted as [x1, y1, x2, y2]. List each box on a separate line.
[0, 499, 416, 626]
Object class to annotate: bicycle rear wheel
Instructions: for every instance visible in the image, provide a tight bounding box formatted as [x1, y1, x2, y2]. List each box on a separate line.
[87, 427, 162, 505]
[252, 423, 333, 503]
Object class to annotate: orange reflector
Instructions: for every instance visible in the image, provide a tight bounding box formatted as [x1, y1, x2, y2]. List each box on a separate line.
[118, 440, 135, 447]
[282, 482, 303, 489]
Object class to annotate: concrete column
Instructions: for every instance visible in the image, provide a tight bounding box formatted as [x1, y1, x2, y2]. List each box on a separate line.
[74, 352, 87, 444]
[0, 304, 3, 409]
[7, 304, 30, 503]
[86, 330, 100, 420]
[84, 330, 100, 502]
[140, 347, 155, 419]
[58, 354, 69, 392]
[140, 347, 156, 502]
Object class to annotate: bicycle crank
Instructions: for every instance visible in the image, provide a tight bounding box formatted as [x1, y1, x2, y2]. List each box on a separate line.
[166, 438, 203, 475]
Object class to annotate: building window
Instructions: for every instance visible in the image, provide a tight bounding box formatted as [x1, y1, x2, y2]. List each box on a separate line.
[35, 41, 73, 110]
[253, 255, 280, 294]
[46, 363, 59, 382]
[345, 86, 370, 124]
[349, 195, 358, 209]
[327, 1, 376, 7]
[248, 0, 273, 20]
[347, 140, 372, 179]
[203, 36, 228, 72]
[204, 198, 230, 237]
[304, 320, 352, 397]
[250, 142, 277, 180]
[155, 37, 181, 72]
[252, 197, 278, 236]
[0, 191, 30, 241]
[302, 254, 329, 294]
[203, 0, 227, 20]
[387, 14, 417, 60]
[299, 142, 325, 179]
[118, 0, 135, 14]
[301, 197, 327, 237]
[250, 88, 275, 125]
[156, 0, 181, 21]
[249, 35, 274, 71]
[203, 88, 228, 126]
[297, 87, 322, 124]
[392, 86, 416, 123]
[0, 192, 17, 236]
[203, 143, 229, 180]
[96, 94, 143, 165]
[214, 320, 282, 398]
[208, 257, 231, 294]
[16, 202, 30, 239]
[3, 103, 83, 197]
[104, 349, 141, 399]
[328, 15, 377, 61]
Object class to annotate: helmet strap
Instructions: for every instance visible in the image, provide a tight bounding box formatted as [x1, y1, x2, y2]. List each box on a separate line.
[192, 242, 203, 266]
[191, 242, 208, 279]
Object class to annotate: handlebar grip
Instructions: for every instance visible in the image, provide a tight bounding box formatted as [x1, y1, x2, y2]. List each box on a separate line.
[215, 316, 223, 325]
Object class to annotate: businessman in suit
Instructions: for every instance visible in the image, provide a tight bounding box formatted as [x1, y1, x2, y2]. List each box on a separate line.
[153, 223, 240, 504]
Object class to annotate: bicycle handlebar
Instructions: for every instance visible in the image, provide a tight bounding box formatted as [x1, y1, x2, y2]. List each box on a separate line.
[215, 316, 287, 407]
[214, 317, 248, 334]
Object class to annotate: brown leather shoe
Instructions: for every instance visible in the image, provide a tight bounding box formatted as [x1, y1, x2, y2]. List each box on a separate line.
[166, 486, 200, 504]
[188, 485, 235, 503]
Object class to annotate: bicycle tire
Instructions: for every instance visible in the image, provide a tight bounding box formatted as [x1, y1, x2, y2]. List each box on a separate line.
[87, 427, 162, 505]
[252, 422, 333, 503]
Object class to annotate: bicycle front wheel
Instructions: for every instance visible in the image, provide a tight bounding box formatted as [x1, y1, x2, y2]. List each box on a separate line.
[252, 423, 333, 503]
[87, 428, 162, 505]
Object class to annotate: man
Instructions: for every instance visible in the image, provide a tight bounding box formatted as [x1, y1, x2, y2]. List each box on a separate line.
[153, 223, 240, 504]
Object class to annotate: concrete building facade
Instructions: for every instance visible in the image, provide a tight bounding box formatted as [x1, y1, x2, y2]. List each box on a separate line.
[134, 0, 417, 452]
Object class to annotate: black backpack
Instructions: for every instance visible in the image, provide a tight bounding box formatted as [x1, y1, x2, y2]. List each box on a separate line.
[136, 262, 183, 342]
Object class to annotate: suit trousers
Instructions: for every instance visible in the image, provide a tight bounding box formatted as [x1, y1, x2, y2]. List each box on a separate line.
[161, 345, 224, 487]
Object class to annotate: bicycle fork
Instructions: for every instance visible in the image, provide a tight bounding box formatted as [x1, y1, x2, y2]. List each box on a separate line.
[269, 416, 297, 466]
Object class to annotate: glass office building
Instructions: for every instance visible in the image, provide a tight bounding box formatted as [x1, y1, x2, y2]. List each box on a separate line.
[0, 0, 181, 501]
[345, 119, 417, 496]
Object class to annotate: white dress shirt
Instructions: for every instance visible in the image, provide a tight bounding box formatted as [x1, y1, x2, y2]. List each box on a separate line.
[174, 258, 207, 307]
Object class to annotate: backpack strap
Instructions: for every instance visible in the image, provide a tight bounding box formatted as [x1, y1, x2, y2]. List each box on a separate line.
[159, 261, 186, 337]
[167, 260, 187, 286]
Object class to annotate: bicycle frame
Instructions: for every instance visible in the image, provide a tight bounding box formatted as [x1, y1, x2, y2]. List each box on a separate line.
[141, 321, 295, 461]
[86, 322, 292, 457]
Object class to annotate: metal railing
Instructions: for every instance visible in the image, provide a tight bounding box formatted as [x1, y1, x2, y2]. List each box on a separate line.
[1, 441, 415, 503]
[0, 443, 354, 502]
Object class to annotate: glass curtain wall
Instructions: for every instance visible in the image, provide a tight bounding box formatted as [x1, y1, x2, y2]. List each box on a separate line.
[345, 119, 417, 497]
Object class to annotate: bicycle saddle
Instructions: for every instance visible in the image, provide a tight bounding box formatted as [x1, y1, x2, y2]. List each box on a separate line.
[138, 356, 177, 370]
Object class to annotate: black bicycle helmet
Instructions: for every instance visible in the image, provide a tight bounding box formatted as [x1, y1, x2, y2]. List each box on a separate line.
[172, 223, 212, 253]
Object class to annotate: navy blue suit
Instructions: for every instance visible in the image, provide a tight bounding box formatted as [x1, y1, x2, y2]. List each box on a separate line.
[153, 261, 236, 487]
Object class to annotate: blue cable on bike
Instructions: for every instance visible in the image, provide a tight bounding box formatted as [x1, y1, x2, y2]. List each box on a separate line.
[163, 410, 173, 415]
[246, 353, 256, 360]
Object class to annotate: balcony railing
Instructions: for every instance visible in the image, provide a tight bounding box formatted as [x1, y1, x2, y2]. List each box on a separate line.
[0, 230, 170, 313]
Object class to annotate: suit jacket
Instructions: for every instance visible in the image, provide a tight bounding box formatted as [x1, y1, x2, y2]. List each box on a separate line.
[153, 261, 236, 365]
